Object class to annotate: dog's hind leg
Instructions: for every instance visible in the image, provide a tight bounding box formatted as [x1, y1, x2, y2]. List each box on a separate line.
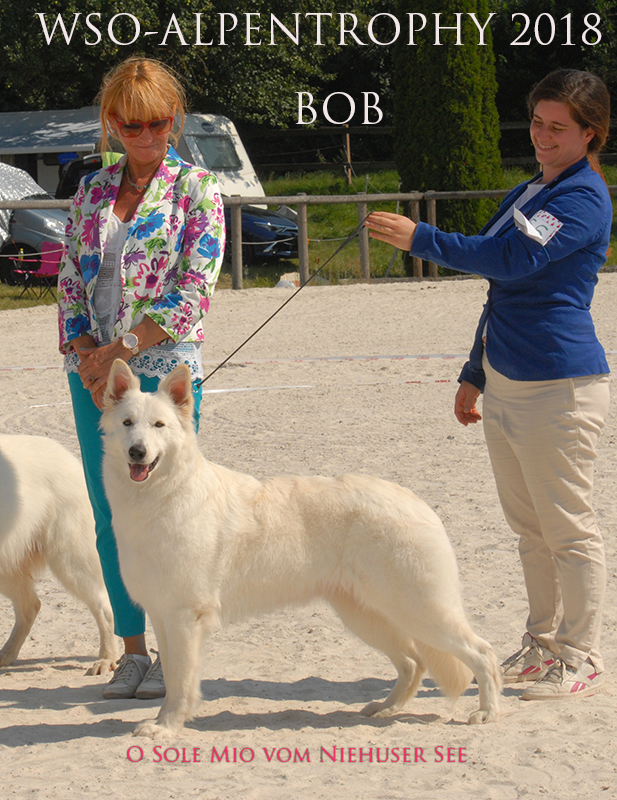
[367, 576, 500, 723]
[329, 592, 425, 718]
[414, 625, 501, 724]
[134, 606, 218, 739]
[0, 571, 41, 667]
[45, 549, 117, 674]
[451, 634, 501, 725]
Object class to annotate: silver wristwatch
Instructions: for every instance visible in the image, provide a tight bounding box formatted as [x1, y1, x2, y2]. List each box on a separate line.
[121, 332, 140, 356]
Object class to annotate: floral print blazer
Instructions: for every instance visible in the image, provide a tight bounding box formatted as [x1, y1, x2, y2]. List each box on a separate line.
[58, 151, 225, 354]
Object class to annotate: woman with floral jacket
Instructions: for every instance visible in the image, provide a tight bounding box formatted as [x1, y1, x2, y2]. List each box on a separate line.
[58, 57, 225, 701]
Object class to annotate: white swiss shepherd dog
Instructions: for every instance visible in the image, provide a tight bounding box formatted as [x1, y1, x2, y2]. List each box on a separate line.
[102, 360, 501, 739]
[0, 434, 117, 673]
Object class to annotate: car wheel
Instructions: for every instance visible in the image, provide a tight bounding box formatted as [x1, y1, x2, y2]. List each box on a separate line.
[0, 247, 12, 284]
[222, 238, 254, 267]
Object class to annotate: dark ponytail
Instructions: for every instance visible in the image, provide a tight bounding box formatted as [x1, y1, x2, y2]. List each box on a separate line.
[527, 69, 610, 180]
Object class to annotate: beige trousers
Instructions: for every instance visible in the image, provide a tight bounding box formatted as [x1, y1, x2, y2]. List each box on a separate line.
[482, 356, 610, 671]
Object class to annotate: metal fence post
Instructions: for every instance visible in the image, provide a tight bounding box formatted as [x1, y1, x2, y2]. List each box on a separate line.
[296, 193, 310, 285]
[357, 193, 370, 280]
[231, 199, 243, 289]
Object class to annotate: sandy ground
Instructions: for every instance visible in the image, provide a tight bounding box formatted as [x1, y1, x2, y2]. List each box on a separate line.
[1, 277, 617, 799]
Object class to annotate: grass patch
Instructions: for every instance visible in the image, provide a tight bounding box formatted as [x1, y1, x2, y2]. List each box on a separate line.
[0, 282, 57, 311]
[251, 167, 509, 284]
[264, 169, 405, 283]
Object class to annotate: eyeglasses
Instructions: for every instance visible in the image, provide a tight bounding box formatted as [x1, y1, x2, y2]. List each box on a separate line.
[112, 115, 174, 138]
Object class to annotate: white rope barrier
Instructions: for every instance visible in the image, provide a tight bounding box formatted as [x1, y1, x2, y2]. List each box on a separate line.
[0, 352, 471, 376]
[6, 351, 617, 410]
[25, 378, 453, 410]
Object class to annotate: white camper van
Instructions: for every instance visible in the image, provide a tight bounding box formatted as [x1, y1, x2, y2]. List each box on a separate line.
[175, 113, 266, 199]
[0, 107, 266, 199]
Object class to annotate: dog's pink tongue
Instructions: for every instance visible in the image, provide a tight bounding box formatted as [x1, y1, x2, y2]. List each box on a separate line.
[129, 463, 150, 482]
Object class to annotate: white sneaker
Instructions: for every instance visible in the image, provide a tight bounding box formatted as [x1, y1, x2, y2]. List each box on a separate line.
[135, 652, 166, 699]
[102, 653, 150, 699]
[522, 658, 605, 700]
[501, 633, 556, 684]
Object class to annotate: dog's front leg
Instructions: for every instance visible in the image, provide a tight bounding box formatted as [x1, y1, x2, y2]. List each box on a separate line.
[133, 606, 216, 739]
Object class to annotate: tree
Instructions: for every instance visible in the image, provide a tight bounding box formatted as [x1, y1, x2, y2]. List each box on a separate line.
[491, 0, 617, 122]
[0, 0, 336, 127]
[392, 0, 502, 251]
[0, 1, 173, 112]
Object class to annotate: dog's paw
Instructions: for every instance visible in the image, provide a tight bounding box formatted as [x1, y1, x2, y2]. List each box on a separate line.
[361, 700, 397, 718]
[467, 708, 498, 725]
[133, 720, 177, 740]
[85, 658, 117, 676]
[0, 650, 17, 668]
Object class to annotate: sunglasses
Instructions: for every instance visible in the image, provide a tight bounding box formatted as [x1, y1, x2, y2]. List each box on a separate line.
[112, 115, 174, 138]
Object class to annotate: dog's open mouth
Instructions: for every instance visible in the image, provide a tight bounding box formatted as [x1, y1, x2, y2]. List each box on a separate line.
[129, 456, 159, 482]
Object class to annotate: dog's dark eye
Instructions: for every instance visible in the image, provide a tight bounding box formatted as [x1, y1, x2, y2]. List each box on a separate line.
[123, 419, 133, 427]
[154, 421, 165, 428]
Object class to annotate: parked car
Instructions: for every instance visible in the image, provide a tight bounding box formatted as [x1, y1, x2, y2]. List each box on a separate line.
[57, 153, 298, 264]
[0, 163, 67, 284]
[229, 203, 298, 262]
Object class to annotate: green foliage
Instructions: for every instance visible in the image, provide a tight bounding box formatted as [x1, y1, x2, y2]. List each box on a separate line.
[491, 0, 617, 121]
[0, 1, 182, 111]
[0, 0, 335, 126]
[315, 0, 396, 125]
[0, 282, 58, 310]
[392, 0, 502, 251]
[196, 0, 337, 126]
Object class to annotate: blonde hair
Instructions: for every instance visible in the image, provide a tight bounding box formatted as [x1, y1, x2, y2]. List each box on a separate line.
[98, 57, 186, 151]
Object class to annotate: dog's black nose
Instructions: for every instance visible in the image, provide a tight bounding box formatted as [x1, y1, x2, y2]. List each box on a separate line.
[128, 444, 147, 462]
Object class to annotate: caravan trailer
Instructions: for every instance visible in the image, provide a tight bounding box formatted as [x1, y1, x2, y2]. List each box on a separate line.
[0, 110, 297, 275]
[0, 107, 266, 198]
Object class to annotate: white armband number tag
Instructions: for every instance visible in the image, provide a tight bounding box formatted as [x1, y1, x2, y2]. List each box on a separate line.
[529, 210, 563, 245]
[514, 208, 563, 246]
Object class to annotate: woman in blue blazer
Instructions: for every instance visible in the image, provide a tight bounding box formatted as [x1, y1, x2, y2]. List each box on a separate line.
[366, 69, 611, 701]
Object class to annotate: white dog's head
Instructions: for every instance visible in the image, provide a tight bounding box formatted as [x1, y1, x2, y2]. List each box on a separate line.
[101, 360, 195, 483]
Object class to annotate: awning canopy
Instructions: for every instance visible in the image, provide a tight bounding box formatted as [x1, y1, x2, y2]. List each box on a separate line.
[0, 107, 101, 154]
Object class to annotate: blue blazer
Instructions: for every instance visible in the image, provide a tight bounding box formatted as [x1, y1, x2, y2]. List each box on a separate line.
[409, 158, 612, 390]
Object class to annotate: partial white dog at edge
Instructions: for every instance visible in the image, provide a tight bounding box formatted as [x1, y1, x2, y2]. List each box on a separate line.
[0, 434, 117, 674]
[102, 359, 501, 739]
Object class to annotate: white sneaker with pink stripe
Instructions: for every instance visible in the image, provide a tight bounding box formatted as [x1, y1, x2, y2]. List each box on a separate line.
[522, 658, 605, 700]
[501, 633, 556, 684]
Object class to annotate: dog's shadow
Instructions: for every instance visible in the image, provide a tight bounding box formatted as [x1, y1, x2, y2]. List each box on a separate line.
[0, 655, 104, 671]
[201, 676, 404, 703]
[184, 676, 489, 731]
[0, 673, 504, 745]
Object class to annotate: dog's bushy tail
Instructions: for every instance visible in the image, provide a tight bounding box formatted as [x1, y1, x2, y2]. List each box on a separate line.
[415, 643, 473, 699]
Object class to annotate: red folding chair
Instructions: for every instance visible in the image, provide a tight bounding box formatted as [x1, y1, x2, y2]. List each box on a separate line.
[36, 241, 63, 299]
[12, 248, 39, 299]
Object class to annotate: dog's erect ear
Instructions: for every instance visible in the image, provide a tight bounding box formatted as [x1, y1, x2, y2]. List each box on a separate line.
[159, 364, 194, 418]
[104, 359, 140, 408]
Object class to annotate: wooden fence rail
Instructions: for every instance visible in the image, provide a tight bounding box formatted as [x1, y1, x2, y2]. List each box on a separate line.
[3, 185, 617, 288]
